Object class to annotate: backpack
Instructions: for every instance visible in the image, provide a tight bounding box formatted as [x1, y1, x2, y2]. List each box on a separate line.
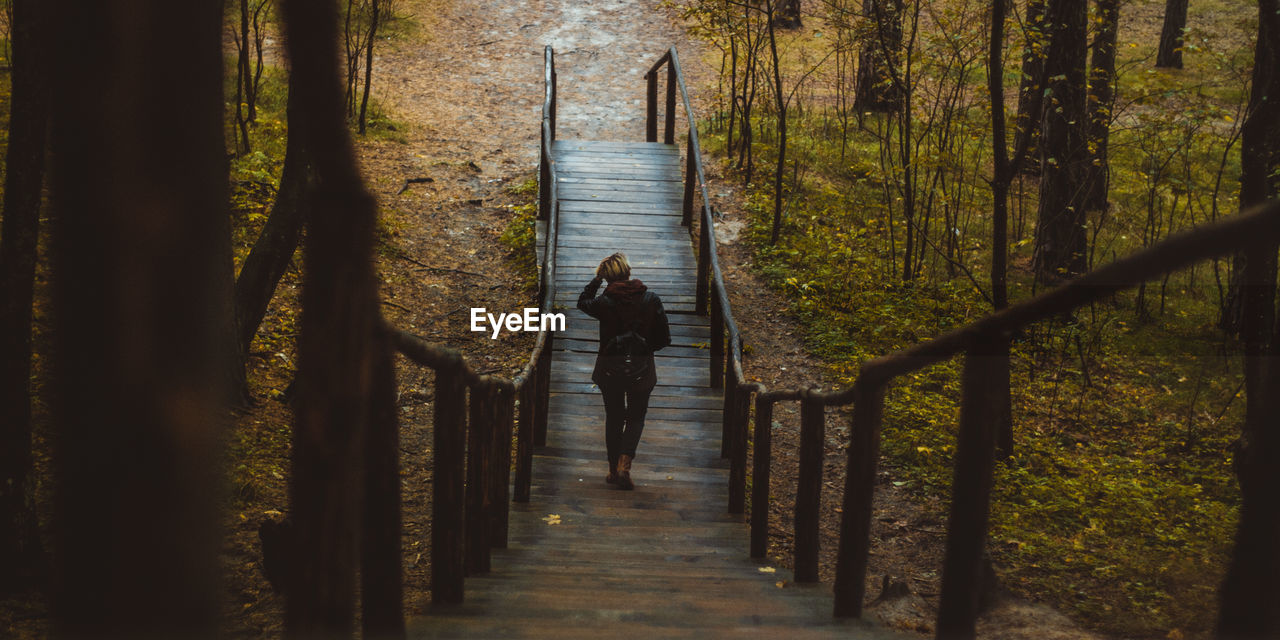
[598, 302, 652, 387]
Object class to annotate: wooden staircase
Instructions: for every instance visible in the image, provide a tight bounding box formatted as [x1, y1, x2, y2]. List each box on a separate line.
[408, 140, 903, 637]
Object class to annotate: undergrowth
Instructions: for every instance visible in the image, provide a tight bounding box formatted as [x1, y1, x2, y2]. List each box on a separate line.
[703, 90, 1245, 640]
[500, 177, 539, 292]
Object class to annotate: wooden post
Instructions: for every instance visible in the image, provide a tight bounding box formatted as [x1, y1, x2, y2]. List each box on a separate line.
[490, 386, 515, 549]
[538, 127, 550, 222]
[362, 326, 404, 636]
[534, 342, 551, 447]
[682, 134, 696, 227]
[665, 59, 677, 145]
[464, 384, 492, 575]
[721, 358, 736, 460]
[646, 70, 658, 142]
[549, 53, 557, 141]
[936, 335, 1003, 639]
[794, 392, 824, 583]
[710, 288, 724, 389]
[695, 208, 710, 315]
[728, 377, 749, 513]
[431, 369, 467, 604]
[833, 379, 885, 617]
[513, 379, 534, 503]
[750, 397, 774, 558]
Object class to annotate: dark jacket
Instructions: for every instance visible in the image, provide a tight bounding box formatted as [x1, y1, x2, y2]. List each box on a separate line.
[577, 277, 671, 389]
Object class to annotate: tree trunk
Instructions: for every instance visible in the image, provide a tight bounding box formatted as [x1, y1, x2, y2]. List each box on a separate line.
[47, 1, 228, 634]
[1217, 2, 1280, 635]
[235, 71, 312, 357]
[988, 0, 1015, 459]
[278, 0, 389, 633]
[240, 0, 255, 123]
[853, 0, 903, 113]
[1013, 0, 1046, 174]
[0, 0, 49, 589]
[358, 0, 380, 135]
[1032, 0, 1090, 285]
[768, 1, 787, 245]
[1156, 0, 1188, 69]
[1084, 0, 1119, 213]
[233, 0, 251, 153]
[779, 0, 802, 28]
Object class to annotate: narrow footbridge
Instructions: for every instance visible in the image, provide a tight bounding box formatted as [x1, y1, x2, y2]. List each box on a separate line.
[382, 46, 1280, 639]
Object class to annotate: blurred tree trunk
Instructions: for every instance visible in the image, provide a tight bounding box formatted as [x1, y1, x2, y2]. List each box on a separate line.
[779, 0, 801, 28]
[0, 0, 49, 589]
[853, 0, 903, 113]
[47, 0, 228, 635]
[1218, 1, 1280, 635]
[1032, 0, 1089, 285]
[1084, 0, 1119, 214]
[1156, 0, 1187, 69]
[278, 0, 400, 635]
[235, 71, 312, 356]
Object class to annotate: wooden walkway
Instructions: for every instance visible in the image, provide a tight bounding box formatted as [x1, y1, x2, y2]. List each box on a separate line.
[409, 140, 899, 637]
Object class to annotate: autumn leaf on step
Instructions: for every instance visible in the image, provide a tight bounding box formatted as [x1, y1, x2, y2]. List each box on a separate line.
[758, 566, 776, 574]
[542, 514, 561, 526]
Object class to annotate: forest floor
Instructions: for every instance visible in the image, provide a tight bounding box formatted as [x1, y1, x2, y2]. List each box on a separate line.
[0, 0, 1114, 638]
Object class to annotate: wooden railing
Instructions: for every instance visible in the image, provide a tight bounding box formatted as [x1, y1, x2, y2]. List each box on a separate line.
[647, 46, 1280, 638]
[385, 45, 560, 606]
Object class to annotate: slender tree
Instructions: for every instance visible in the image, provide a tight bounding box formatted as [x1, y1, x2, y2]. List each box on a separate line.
[1217, 1, 1280, 634]
[235, 71, 313, 356]
[357, 0, 381, 134]
[47, 0, 228, 634]
[1156, 0, 1188, 69]
[1032, 0, 1090, 284]
[766, 0, 788, 244]
[0, 0, 49, 589]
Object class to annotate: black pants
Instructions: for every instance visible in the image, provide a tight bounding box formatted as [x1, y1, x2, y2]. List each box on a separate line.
[600, 384, 652, 465]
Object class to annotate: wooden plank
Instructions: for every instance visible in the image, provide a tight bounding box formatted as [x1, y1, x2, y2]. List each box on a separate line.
[559, 199, 686, 212]
[553, 140, 679, 153]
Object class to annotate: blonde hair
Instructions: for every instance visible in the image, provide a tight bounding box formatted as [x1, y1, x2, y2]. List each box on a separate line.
[597, 252, 631, 283]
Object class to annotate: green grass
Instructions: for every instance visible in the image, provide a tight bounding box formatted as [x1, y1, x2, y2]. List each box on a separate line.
[500, 177, 540, 292]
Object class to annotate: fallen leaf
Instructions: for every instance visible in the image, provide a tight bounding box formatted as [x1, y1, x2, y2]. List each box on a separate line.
[758, 566, 776, 574]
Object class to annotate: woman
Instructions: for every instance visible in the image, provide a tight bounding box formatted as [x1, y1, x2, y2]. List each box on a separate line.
[577, 252, 671, 490]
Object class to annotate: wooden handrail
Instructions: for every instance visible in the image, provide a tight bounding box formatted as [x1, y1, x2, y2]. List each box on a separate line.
[385, 45, 562, 608]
